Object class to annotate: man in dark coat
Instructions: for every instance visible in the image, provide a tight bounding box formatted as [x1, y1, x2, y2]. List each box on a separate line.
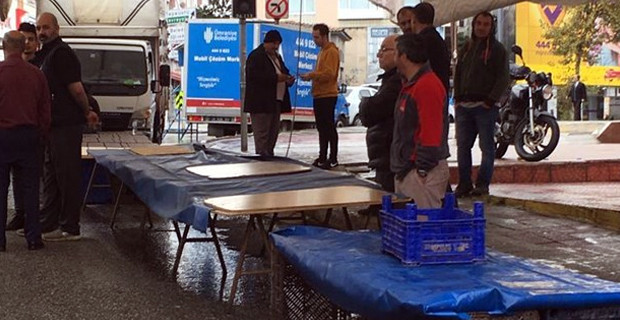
[569, 74, 587, 121]
[244, 30, 294, 156]
[359, 34, 401, 193]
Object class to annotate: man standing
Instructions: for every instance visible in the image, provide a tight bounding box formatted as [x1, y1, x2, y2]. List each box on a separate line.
[244, 30, 294, 156]
[0, 31, 51, 251]
[300, 23, 340, 169]
[6, 22, 40, 232]
[453, 11, 510, 197]
[569, 75, 587, 121]
[36, 12, 98, 241]
[391, 33, 449, 209]
[359, 34, 400, 193]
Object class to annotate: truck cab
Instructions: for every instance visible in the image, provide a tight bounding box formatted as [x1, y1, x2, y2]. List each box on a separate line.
[66, 38, 154, 130]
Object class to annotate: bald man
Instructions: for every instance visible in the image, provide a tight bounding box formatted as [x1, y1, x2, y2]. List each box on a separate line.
[35, 12, 98, 241]
[356, 35, 402, 216]
[0, 31, 51, 250]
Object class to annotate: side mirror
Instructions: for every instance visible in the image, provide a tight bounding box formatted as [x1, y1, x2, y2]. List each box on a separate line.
[511, 45, 523, 58]
[150, 80, 157, 93]
[159, 64, 170, 87]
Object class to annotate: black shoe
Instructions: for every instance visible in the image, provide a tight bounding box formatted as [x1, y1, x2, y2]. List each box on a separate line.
[27, 241, 44, 251]
[471, 186, 489, 196]
[322, 160, 338, 170]
[6, 216, 24, 231]
[454, 185, 474, 198]
[312, 158, 326, 168]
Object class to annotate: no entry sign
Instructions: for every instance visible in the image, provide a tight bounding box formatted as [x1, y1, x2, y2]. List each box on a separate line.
[265, 0, 289, 20]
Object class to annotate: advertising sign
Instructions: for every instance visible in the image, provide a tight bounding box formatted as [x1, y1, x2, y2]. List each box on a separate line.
[516, 3, 620, 86]
[183, 20, 254, 115]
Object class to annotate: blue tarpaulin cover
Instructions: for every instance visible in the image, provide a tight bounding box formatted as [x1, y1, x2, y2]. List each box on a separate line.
[271, 226, 620, 319]
[89, 148, 378, 231]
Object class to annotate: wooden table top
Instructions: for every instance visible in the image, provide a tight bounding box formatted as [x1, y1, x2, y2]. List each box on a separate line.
[130, 145, 194, 156]
[204, 185, 392, 216]
[187, 162, 311, 179]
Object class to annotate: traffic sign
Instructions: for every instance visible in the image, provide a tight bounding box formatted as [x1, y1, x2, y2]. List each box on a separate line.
[265, 0, 288, 20]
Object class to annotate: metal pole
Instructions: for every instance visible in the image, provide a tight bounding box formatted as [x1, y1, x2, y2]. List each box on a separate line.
[240, 17, 248, 152]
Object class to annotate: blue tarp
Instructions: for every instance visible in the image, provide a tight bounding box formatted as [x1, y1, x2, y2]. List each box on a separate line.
[271, 226, 620, 319]
[89, 148, 379, 232]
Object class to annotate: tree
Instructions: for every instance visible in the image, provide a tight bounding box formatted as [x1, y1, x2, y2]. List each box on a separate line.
[196, 0, 232, 18]
[543, 1, 620, 77]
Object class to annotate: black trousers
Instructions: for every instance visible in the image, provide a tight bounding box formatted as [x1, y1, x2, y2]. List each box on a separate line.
[0, 126, 43, 245]
[313, 97, 338, 162]
[40, 125, 83, 235]
[573, 100, 582, 121]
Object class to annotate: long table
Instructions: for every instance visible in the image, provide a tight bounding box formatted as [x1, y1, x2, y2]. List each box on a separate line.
[204, 185, 397, 303]
[271, 226, 620, 319]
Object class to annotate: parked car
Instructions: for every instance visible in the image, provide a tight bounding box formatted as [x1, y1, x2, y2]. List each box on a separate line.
[334, 92, 349, 127]
[345, 86, 378, 126]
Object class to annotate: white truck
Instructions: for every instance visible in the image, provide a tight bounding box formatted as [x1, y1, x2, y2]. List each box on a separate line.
[36, 0, 170, 141]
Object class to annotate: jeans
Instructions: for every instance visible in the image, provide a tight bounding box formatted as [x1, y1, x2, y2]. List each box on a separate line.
[456, 105, 498, 189]
[0, 126, 43, 245]
[313, 97, 338, 162]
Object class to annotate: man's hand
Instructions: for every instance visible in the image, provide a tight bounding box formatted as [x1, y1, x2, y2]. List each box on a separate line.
[277, 73, 289, 82]
[286, 75, 296, 86]
[299, 73, 311, 81]
[86, 110, 99, 128]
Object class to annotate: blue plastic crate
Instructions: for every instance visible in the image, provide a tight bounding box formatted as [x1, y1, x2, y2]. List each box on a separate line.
[379, 193, 485, 266]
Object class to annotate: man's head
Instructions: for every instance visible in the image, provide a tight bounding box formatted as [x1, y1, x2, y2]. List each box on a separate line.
[18, 22, 38, 56]
[36, 12, 60, 45]
[574, 74, 580, 82]
[394, 33, 428, 75]
[472, 11, 495, 40]
[312, 23, 330, 48]
[412, 2, 435, 33]
[2, 30, 26, 57]
[263, 30, 282, 54]
[377, 34, 398, 71]
[397, 6, 415, 34]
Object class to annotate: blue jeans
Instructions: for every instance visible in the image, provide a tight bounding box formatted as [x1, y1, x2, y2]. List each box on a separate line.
[456, 105, 498, 189]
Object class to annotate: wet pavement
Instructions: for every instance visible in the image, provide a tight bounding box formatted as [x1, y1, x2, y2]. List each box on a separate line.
[1, 122, 620, 318]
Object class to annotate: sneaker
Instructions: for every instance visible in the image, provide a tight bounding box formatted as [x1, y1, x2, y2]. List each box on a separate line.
[322, 160, 338, 170]
[16, 228, 25, 237]
[312, 158, 326, 168]
[454, 185, 474, 198]
[42, 229, 82, 242]
[471, 186, 489, 196]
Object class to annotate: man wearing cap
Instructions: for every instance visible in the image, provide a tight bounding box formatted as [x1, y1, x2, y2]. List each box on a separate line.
[244, 29, 295, 156]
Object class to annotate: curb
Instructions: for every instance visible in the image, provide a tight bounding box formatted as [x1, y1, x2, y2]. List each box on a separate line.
[488, 195, 620, 231]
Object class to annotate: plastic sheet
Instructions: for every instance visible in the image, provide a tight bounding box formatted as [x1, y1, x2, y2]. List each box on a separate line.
[271, 226, 620, 320]
[89, 148, 379, 231]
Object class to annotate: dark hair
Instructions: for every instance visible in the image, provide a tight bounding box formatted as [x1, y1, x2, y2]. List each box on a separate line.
[312, 23, 329, 36]
[396, 6, 415, 18]
[413, 2, 434, 25]
[472, 11, 497, 37]
[263, 30, 282, 43]
[396, 33, 428, 64]
[18, 22, 36, 34]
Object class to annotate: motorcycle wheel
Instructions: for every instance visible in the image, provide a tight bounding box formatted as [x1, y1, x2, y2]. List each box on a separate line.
[514, 115, 560, 162]
[495, 142, 509, 159]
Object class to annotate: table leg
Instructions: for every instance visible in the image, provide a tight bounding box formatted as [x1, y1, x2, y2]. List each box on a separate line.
[209, 213, 227, 300]
[322, 208, 333, 226]
[110, 182, 125, 229]
[82, 162, 98, 211]
[172, 220, 191, 275]
[342, 207, 353, 230]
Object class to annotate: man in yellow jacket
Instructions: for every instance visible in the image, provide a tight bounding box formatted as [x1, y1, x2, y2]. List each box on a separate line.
[301, 23, 340, 169]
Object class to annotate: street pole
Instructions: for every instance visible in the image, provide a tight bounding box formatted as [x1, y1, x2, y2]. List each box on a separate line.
[239, 17, 248, 152]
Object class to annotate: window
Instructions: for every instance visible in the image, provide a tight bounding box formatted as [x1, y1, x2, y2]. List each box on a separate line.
[289, 0, 315, 15]
[76, 48, 148, 96]
[359, 89, 372, 98]
[339, 0, 387, 20]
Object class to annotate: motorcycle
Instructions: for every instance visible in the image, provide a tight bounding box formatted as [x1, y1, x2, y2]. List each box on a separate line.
[495, 45, 560, 162]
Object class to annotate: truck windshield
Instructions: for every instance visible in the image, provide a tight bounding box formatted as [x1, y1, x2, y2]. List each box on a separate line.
[75, 49, 147, 96]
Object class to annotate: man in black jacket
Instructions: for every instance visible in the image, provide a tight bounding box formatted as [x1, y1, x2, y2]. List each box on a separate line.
[569, 74, 587, 121]
[244, 30, 294, 156]
[359, 34, 400, 193]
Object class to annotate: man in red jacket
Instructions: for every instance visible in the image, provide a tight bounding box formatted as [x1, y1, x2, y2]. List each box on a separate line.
[391, 33, 449, 209]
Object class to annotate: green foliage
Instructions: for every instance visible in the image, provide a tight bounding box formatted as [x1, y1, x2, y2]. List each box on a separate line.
[555, 85, 573, 120]
[542, 1, 620, 76]
[196, 0, 232, 18]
